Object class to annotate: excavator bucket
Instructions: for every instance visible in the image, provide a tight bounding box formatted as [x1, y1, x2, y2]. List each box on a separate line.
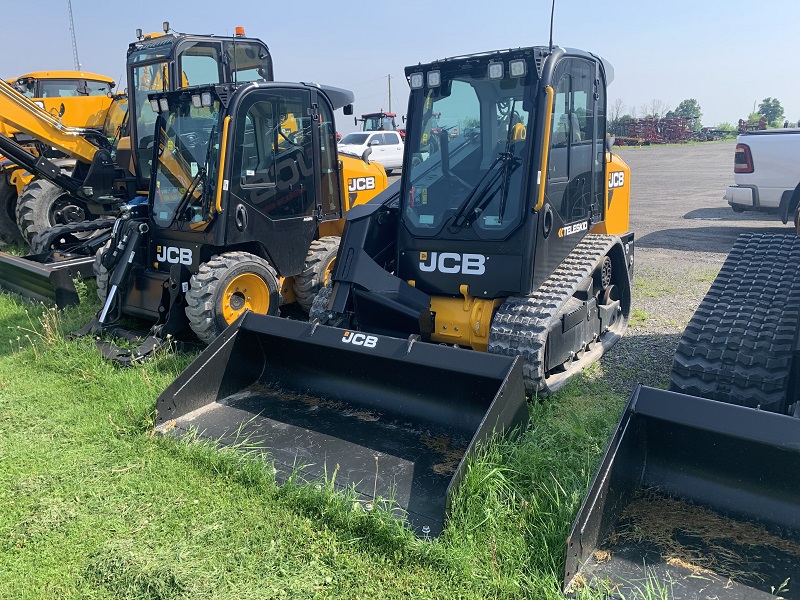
[564, 385, 800, 598]
[0, 250, 94, 307]
[155, 313, 528, 535]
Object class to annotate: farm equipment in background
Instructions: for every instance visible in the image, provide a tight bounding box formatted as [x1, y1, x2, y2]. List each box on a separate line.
[613, 116, 694, 145]
[0, 70, 121, 246]
[78, 81, 387, 363]
[356, 110, 405, 140]
[154, 44, 634, 533]
[565, 233, 800, 598]
[0, 26, 276, 306]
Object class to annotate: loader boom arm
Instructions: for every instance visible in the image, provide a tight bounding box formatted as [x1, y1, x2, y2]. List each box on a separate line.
[0, 78, 101, 164]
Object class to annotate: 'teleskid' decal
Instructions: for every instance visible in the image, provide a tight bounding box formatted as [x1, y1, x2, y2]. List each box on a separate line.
[558, 221, 588, 238]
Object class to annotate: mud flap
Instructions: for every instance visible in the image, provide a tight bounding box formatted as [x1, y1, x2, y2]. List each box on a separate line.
[155, 313, 528, 536]
[564, 385, 800, 598]
[0, 250, 94, 307]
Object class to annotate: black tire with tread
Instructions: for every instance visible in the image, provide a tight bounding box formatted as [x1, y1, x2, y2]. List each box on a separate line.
[16, 179, 84, 245]
[309, 281, 333, 323]
[293, 236, 340, 312]
[0, 180, 24, 246]
[94, 240, 112, 303]
[185, 251, 280, 345]
[670, 233, 800, 414]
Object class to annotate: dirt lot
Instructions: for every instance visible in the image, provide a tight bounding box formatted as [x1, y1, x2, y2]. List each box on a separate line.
[620, 139, 790, 266]
[603, 140, 794, 393]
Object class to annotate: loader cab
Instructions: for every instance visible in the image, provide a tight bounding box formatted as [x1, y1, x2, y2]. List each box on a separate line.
[147, 82, 344, 277]
[127, 32, 273, 190]
[399, 47, 610, 297]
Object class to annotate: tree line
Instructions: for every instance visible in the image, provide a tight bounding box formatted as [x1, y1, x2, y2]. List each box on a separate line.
[609, 97, 789, 134]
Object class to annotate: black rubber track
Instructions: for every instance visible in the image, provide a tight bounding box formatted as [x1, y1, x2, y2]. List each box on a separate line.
[488, 234, 628, 396]
[670, 233, 800, 415]
[30, 218, 113, 255]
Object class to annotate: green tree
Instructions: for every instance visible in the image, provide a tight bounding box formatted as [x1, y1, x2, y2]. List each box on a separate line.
[757, 97, 785, 126]
[669, 98, 703, 130]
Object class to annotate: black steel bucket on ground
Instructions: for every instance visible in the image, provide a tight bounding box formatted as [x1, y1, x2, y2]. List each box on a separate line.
[0, 250, 94, 307]
[155, 312, 528, 535]
[564, 385, 800, 599]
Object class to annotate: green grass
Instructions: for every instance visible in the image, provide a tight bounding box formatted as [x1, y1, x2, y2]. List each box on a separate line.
[0, 291, 637, 599]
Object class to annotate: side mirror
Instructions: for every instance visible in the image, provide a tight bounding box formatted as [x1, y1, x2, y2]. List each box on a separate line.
[344, 104, 353, 116]
[361, 147, 372, 163]
[368, 140, 380, 146]
[354, 116, 358, 126]
[606, 135, 615, 151]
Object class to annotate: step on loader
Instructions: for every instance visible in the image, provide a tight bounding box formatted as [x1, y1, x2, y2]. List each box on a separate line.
[154, 44, 635, 533]
[0, 27, 275, 307]
[78, 81, 387, 363]
[565, 233, 800, 599]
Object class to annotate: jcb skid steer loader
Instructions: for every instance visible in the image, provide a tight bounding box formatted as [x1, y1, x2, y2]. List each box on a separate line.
[0, 28, 275, 306]
[80, 81, 387, 363]
[565, 233, 800, 599]
[154, 45, 632, 533]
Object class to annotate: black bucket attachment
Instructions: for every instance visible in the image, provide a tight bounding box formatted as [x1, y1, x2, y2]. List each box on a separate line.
[0, 250, 95, 307]
[564, 385, 800, 598]
[155, 313, 527, 535]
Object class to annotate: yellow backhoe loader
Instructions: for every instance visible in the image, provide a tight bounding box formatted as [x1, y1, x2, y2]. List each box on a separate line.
[154, 44, 634, 534]
[0, 70, 120, 246]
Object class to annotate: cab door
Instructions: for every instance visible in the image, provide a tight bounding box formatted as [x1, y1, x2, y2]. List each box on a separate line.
[226, 86, 321, 276]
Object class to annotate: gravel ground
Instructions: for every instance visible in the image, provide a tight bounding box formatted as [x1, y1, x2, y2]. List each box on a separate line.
[597, 140, 794, 395]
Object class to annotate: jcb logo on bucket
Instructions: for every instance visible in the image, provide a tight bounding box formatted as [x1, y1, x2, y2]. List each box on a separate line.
[608, 171, 625, 189]
[342, 331, 378, 348]
[348, 177, 376, 192]
[156, 246, 192, 265]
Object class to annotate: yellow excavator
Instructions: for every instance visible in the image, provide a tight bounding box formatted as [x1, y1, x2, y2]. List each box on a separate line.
[154, 44, 634, 535]
[0, 70, 121, 245]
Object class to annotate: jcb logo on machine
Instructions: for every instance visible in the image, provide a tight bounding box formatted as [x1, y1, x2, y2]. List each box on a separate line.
[156, 245, 193, 265]
[348, 177, 376, 192]
[608, 171, 625, 189]
[419, 251, 486, 275]
[341, 331, 378, 348]
[558, 221, 588, 238]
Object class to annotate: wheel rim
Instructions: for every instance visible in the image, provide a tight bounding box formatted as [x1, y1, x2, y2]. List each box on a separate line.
[52, 197, 86, 226]
[221, 272, 270, 324]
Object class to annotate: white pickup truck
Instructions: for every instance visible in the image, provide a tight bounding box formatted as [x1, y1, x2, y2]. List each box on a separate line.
[724, 129, 800, 223]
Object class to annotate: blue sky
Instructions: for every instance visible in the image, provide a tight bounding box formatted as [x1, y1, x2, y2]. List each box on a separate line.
[4, 0, 800, 132]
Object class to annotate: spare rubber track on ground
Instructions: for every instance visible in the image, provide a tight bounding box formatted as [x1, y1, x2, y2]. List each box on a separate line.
[489, 234, 622, 396]
[30, 218, 114, 254]
[670, 232, 800, 414]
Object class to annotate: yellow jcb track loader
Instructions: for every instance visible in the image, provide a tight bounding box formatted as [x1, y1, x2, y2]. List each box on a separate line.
[565, 233, 800, 598]
[154, 45, 633, 533]
[0, 28, 275, 306]
[78, 81, 387, 364]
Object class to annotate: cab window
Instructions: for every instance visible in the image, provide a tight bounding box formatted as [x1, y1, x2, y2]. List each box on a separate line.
[231, 90, 317, 220]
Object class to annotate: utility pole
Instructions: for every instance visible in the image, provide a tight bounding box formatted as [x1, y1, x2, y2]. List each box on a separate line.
[68, 0, 81, 70]
[388, 74, 392, 113]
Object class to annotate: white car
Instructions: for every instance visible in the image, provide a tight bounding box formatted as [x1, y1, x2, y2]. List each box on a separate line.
[338, 131, 404, 173]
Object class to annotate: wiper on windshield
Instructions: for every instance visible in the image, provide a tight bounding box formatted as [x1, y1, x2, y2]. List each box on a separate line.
[450, 100, 521, 230]
[166, 122, 215, 226]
